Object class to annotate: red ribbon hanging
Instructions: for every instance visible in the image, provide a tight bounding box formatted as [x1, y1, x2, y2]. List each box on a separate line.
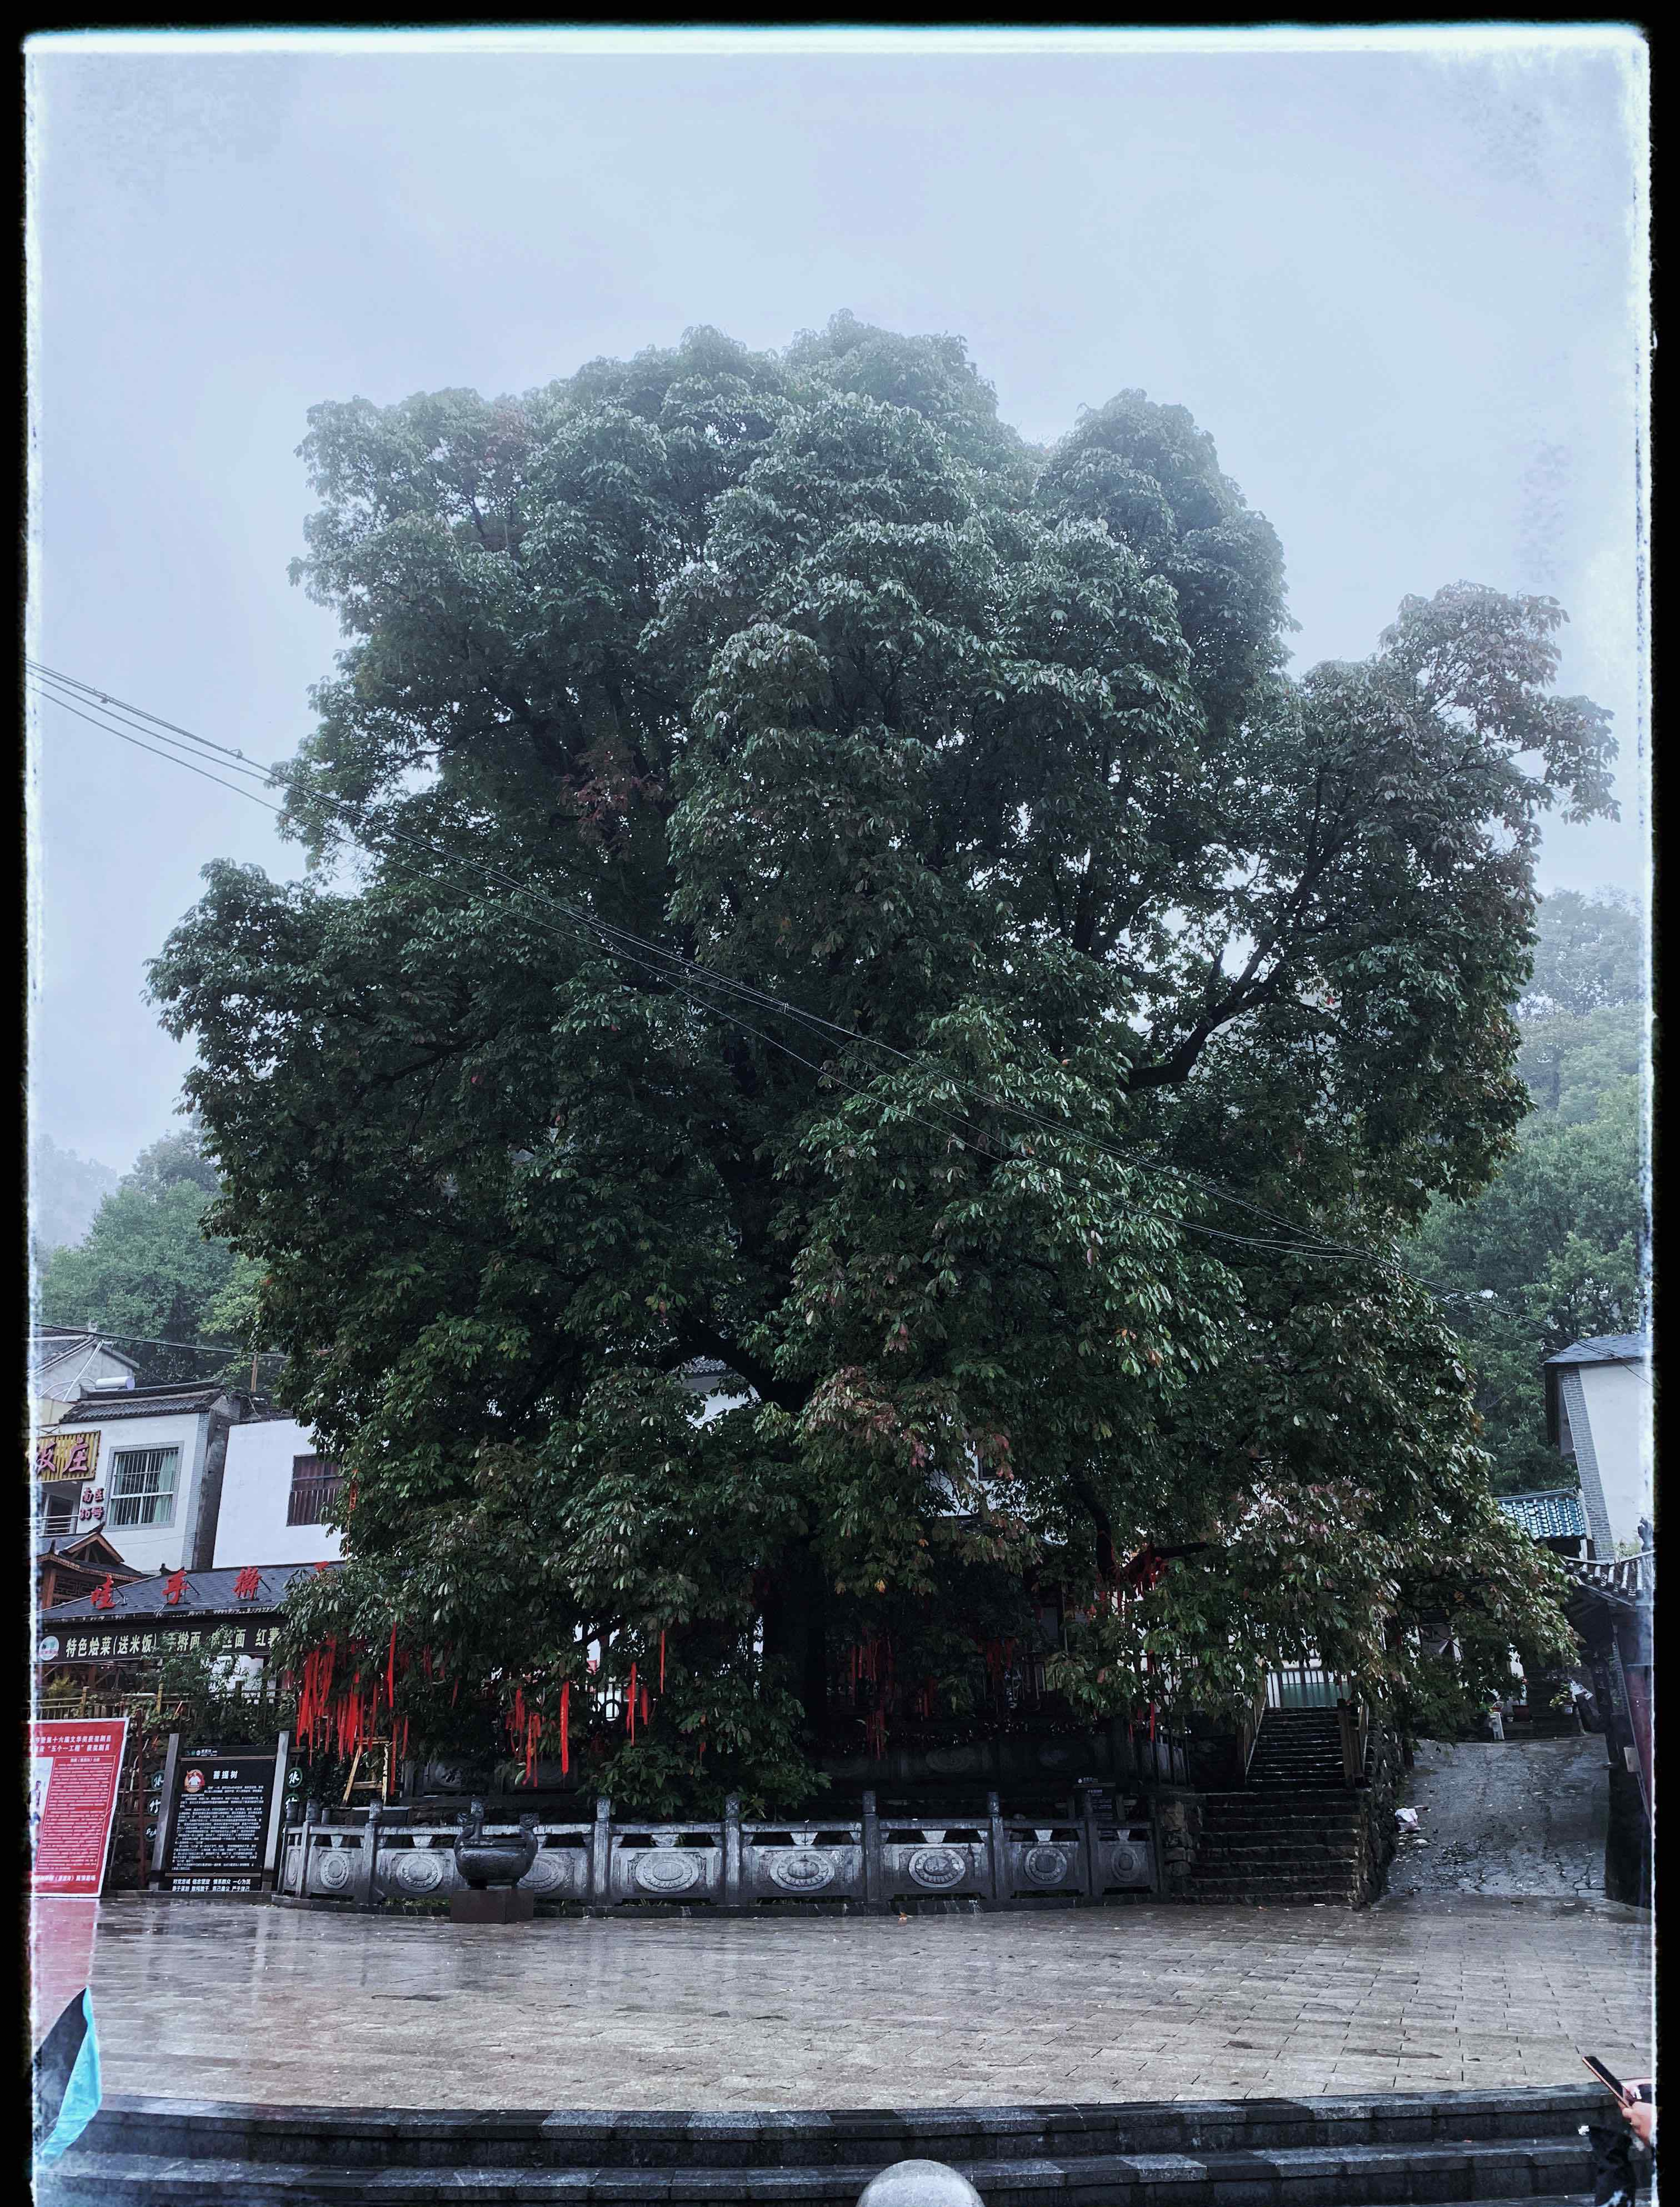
[387, 1624, 397, 1710]
[559, 1681, 571, 1776]
[628, 1661, 637, 1740]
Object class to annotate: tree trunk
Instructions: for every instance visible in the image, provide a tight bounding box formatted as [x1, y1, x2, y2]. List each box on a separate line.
[761, 1540, 829, 1747]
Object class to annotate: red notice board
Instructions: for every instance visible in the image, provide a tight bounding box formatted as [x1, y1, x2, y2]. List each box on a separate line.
[31, 1718, 129, 1895]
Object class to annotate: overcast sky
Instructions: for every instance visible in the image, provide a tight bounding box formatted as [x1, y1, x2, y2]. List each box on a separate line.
[26, 29, 1649, 1175]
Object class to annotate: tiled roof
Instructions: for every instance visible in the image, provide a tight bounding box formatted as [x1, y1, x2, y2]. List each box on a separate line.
[1543, 1333, 1651, 1367]
[41, 1561, 342, 1620]
[1498, 1489, 1589, 1542]
[63, 1381, 239, 1421]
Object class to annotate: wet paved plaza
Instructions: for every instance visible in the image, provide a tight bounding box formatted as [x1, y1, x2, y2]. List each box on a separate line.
[86, 1889, 1650, 2110]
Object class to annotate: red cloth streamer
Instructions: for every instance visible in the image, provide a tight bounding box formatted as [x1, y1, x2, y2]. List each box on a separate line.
[294, 1639, 343, 1751]
[628, 1662, 637, 1740]
[559, 1681, 571, 1776]
[1149, 1701, 1157, 1742]
[387, 1625, 397, 1711]
[640, 1686, 650, 1727]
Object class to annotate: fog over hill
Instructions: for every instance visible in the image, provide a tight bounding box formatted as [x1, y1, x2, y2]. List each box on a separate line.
[30, 1131, 120, 1255]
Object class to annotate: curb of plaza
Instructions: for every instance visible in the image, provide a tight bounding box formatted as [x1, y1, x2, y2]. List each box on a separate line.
[39, 2083, 1626, 2205]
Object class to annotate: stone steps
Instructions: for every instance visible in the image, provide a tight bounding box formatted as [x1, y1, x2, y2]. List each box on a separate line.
[1198, 1805, 1362, 1830]
[1244, 1714, 1350, 1792]
[1186, 1879, 1359, 1904]
[36, 2139, 1604, 2204]
[1198, 1830, 1360, 1846]
[1191, 1774, 1369, 1901]
[38, 2085, 1614, 2205]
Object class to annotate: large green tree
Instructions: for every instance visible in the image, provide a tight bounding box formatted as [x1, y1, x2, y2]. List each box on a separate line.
[150, 316, 1608, 1806]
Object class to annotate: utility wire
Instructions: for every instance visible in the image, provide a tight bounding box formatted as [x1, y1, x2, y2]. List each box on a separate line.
[28, 1329, 281, 1357]
[29, 662, 1337, 1246]
[29, 661, 1395, 1269]
[26, 663, 1392, 1265]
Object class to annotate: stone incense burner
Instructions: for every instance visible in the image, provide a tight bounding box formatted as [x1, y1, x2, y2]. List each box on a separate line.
[453, 1799, 539, 1890]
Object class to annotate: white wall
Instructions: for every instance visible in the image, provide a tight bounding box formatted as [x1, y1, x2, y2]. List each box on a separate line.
[214, 1417, 344, 1569]
[68, 1409, 213, 1576]
[1574, 1361, 1653, 1551]
[677, 1366, 754, 1428]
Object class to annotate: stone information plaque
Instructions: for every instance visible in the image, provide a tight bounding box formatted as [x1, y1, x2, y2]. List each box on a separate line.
[161, 1748, 277, 1891]
[31, 1718, 129, 1895]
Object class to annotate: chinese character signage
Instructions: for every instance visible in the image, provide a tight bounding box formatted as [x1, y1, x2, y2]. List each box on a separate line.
[29, 1719, 129, 1895]
[33, 1431, 102, 1484]
[161, 1747, 281, 1890]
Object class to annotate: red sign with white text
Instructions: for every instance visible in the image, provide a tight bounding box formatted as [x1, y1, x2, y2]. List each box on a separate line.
[30, 1718, 128, 1895]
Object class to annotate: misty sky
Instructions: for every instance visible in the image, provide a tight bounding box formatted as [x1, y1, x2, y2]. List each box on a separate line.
[26, 30, 1649, 1176]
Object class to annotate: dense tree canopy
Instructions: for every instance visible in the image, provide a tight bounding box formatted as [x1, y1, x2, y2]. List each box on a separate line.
[149, 316, 1614, 1805]
[1411, 889, 1647, 1491]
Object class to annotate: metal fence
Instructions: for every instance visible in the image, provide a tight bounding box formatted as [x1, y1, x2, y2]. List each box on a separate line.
[1265, 1664, 1353, 1710]
[275, 1788, 1158, 1913]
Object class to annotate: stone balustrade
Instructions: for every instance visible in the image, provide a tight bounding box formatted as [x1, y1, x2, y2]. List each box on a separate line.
[273, 1788, 1158, 1913]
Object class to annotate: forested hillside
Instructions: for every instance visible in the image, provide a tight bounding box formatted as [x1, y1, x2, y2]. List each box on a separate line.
[34, 1121, 262, 1386]
[30, 1131, 120, 1255]
[1411, 889, 1647, 1491]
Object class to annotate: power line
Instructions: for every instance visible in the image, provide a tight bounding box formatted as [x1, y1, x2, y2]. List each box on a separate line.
[26, 661, 1394, 1266]
[28, 661, 1393, 1270]
[28, 1328, 281, 1356]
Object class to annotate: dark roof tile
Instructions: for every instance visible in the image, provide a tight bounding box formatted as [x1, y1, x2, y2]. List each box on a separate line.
[42, 1561, 342, 1620]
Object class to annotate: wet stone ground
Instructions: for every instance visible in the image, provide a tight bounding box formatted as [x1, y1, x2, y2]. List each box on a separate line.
[1389, 1736, 1609, 1900]
[82, 1883, 1650, 2111]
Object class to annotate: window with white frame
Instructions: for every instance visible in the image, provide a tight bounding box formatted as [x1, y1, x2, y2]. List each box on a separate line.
[108, 1446, 181, 1528]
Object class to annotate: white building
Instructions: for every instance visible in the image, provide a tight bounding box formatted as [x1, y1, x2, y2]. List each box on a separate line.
[213, 1413, 345, 1569]
[33, 1381, 250, 1574]
[1544, 1332, 1653, 1556]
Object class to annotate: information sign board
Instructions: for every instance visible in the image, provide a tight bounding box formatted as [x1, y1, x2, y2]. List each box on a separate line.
[30, 1719, 129, 1895]
[160, 1746, 280, 1891]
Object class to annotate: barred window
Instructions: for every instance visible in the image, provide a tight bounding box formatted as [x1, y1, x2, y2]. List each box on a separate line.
[108, 1447, 180, 1528]
[287, 1455, 344, 1526]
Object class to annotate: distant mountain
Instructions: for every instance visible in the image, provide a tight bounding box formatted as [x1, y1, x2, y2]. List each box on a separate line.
[30, 1132, 121, 1256]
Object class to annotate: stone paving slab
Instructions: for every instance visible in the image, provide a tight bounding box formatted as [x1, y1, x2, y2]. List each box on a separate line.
[80, 1891, 1650, 2110]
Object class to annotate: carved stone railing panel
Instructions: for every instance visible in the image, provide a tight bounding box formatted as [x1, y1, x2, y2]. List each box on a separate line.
[741, 1823, 867, 1904]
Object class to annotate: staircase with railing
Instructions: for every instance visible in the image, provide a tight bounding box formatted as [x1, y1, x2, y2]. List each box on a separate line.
[1189, 1669, 1381, 1906]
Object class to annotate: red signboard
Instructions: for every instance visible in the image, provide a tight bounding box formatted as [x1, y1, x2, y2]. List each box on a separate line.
[31, 1719, 129, 1896]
